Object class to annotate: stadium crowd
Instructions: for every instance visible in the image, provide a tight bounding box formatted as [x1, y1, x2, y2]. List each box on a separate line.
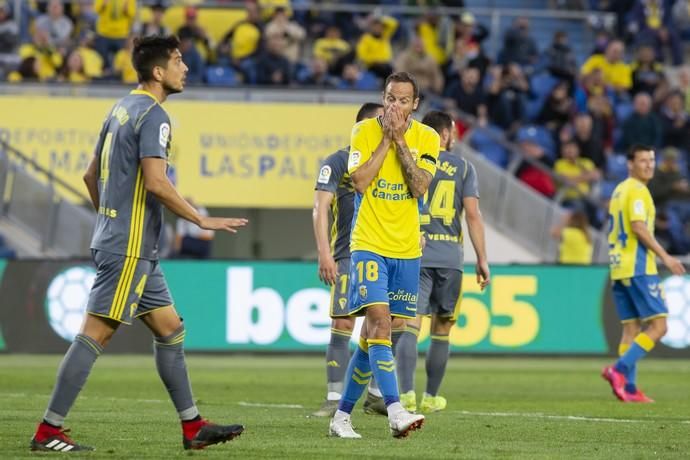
[0, 0, 688, 257]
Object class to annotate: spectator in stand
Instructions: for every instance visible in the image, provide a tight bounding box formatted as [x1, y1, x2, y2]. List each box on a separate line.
[179, 30, 204, 84]
[631, 44, 665, 97]
[296, 58, 337, 87]
[659, 90, 690, 152]
[312, 25, 351, 74]
[630, 0, 682, 65]
[486, 64, 529, 133]
[580, 39, 632, 94]
[443, 66, 487, 121]
[672, 0, 690, 37]
[537, 81, 574, 136]
[416, 10, 446, 66]
[544, 30, 578, 82]
[649, 147, 690, 208]
[60, 49, 90, 84]
[264, 6, 306, 64]
[7, 56, 39, 82]
[178, 6, 213, 63]
[93, 0, 136, 69]
[112, 34, 137, 83]
[138, 1, 170, 37]
[355, 13, 398, 80]
[336, 61, 378, 91]
[75, 31, 104, 80]
[516, 129, 557, 197]
[554, 140, 601, 205]
[648, 147, 690, 253]
[0, 0, 19, 58]
[586, 94, 615, 155]
[621, 92, 663, 149]
[551, 210, 593, 265]
[16, 26, 63, 81]
[256, 35, 292, 85]
[34, 0, 73, 50]
[573, 112, 607, 170]
[394, 34, 444, 97]
[444, 13, 490, 82]
[217, 2, 262, 82]
[498, 17, 538, 69]
[70, 1, 97, 41]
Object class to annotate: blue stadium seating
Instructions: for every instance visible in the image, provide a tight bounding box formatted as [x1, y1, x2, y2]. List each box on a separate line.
[606, 154, 629, 181]
[205, 66, 238, 87]
[469, 125, 512, 168]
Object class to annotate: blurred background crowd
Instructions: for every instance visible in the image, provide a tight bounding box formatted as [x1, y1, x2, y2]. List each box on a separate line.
[0, 0, 688, 261]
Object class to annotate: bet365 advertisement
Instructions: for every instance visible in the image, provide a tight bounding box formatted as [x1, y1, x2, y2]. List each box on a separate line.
[0, 260, 689, 356]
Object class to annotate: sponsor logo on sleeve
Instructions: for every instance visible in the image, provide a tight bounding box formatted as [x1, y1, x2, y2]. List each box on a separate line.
[349, 151, 361, 169]
[159, 123, 170, 148]
[634, 199, 645, 216]
[317, 165, 332, 184]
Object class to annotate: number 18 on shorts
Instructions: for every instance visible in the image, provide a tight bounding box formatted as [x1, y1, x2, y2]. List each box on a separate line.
[347, 250, 421, 319]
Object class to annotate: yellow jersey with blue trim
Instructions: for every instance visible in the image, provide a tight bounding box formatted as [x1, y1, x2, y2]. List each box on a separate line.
[608, 177, 657, 280]
[348, 117, 440, 259]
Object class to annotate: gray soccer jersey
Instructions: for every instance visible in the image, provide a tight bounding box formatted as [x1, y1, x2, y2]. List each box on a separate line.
[90, 91, 171, 260]
[421, 151, 479, 270]
[314, 147, 354, 262]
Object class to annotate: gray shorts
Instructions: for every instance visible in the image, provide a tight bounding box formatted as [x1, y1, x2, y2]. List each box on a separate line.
[417, 267, 463, 320]
[86, 250, 174, 325]
[329, 258, 351, 318]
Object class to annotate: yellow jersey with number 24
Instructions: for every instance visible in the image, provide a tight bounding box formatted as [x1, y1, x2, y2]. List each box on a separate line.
[608, 177, 657, 280]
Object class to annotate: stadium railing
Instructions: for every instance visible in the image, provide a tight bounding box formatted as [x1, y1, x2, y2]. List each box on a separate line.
[0, 139, 95, 257]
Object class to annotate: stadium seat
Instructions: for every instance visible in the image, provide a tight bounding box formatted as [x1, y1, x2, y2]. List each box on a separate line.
[469, 125, 511, 168]
[600, 179, 619, 200]
[526, 72, 560, 121]
[205, 66, 238, 86]
[606, 154, 628, 181]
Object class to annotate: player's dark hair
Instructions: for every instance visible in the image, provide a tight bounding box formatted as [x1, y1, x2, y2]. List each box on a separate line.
[356, 102, 383, 122]
[627, 144, 654, 161]
[384, 71, 419, 100]
[421, 110, 453, 136]
[132, 35, 180, 83]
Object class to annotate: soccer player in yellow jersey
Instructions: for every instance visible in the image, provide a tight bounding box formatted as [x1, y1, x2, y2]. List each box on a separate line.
[329, 72, 440, 439]
[602, 144, 686, 403]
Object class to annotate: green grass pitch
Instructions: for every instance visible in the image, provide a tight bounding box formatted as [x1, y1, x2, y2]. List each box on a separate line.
[1, 355, 689, 459]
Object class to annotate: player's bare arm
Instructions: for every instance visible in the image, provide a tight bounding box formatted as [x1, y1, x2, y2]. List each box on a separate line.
[141, 157, 248, 233]
[390, 107, 431, 198]
[83, 154, 100, 211]
[464, 196, 490, 289]
[313, 190, 338, 285]
[630, 221, 686, 276]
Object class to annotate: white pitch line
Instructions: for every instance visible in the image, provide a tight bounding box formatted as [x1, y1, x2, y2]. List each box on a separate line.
[238, 401, 304, 409]
[454, 410, 688, 424]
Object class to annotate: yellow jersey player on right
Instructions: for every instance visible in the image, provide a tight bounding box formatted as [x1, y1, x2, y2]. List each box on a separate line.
[602, 144, 685, 403]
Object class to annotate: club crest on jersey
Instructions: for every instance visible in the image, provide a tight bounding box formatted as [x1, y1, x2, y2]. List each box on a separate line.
[318, 165, 332, 184]
[159, 123, 170, 148]
[338, 298, 347, 310]
[349, 151, 361, 169]
[359, 285, 367, 300]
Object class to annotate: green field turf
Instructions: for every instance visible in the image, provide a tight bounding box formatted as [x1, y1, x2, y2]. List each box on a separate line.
[1, 355, 689, 459]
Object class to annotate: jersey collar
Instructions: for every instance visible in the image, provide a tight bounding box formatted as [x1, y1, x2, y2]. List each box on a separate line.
[130, 89, 160, 103]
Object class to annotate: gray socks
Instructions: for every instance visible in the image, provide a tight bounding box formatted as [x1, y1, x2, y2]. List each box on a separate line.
[44, 334, 103, 427]
[326, 329, 352, 394]
[425, 336, 450, 396]
[395, 326, 419, 394]
[154, 325, 199, 421]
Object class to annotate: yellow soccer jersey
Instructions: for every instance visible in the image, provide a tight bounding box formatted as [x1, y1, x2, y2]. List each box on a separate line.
[348, 117, 440, 259]
[608, 178, 657, 279]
